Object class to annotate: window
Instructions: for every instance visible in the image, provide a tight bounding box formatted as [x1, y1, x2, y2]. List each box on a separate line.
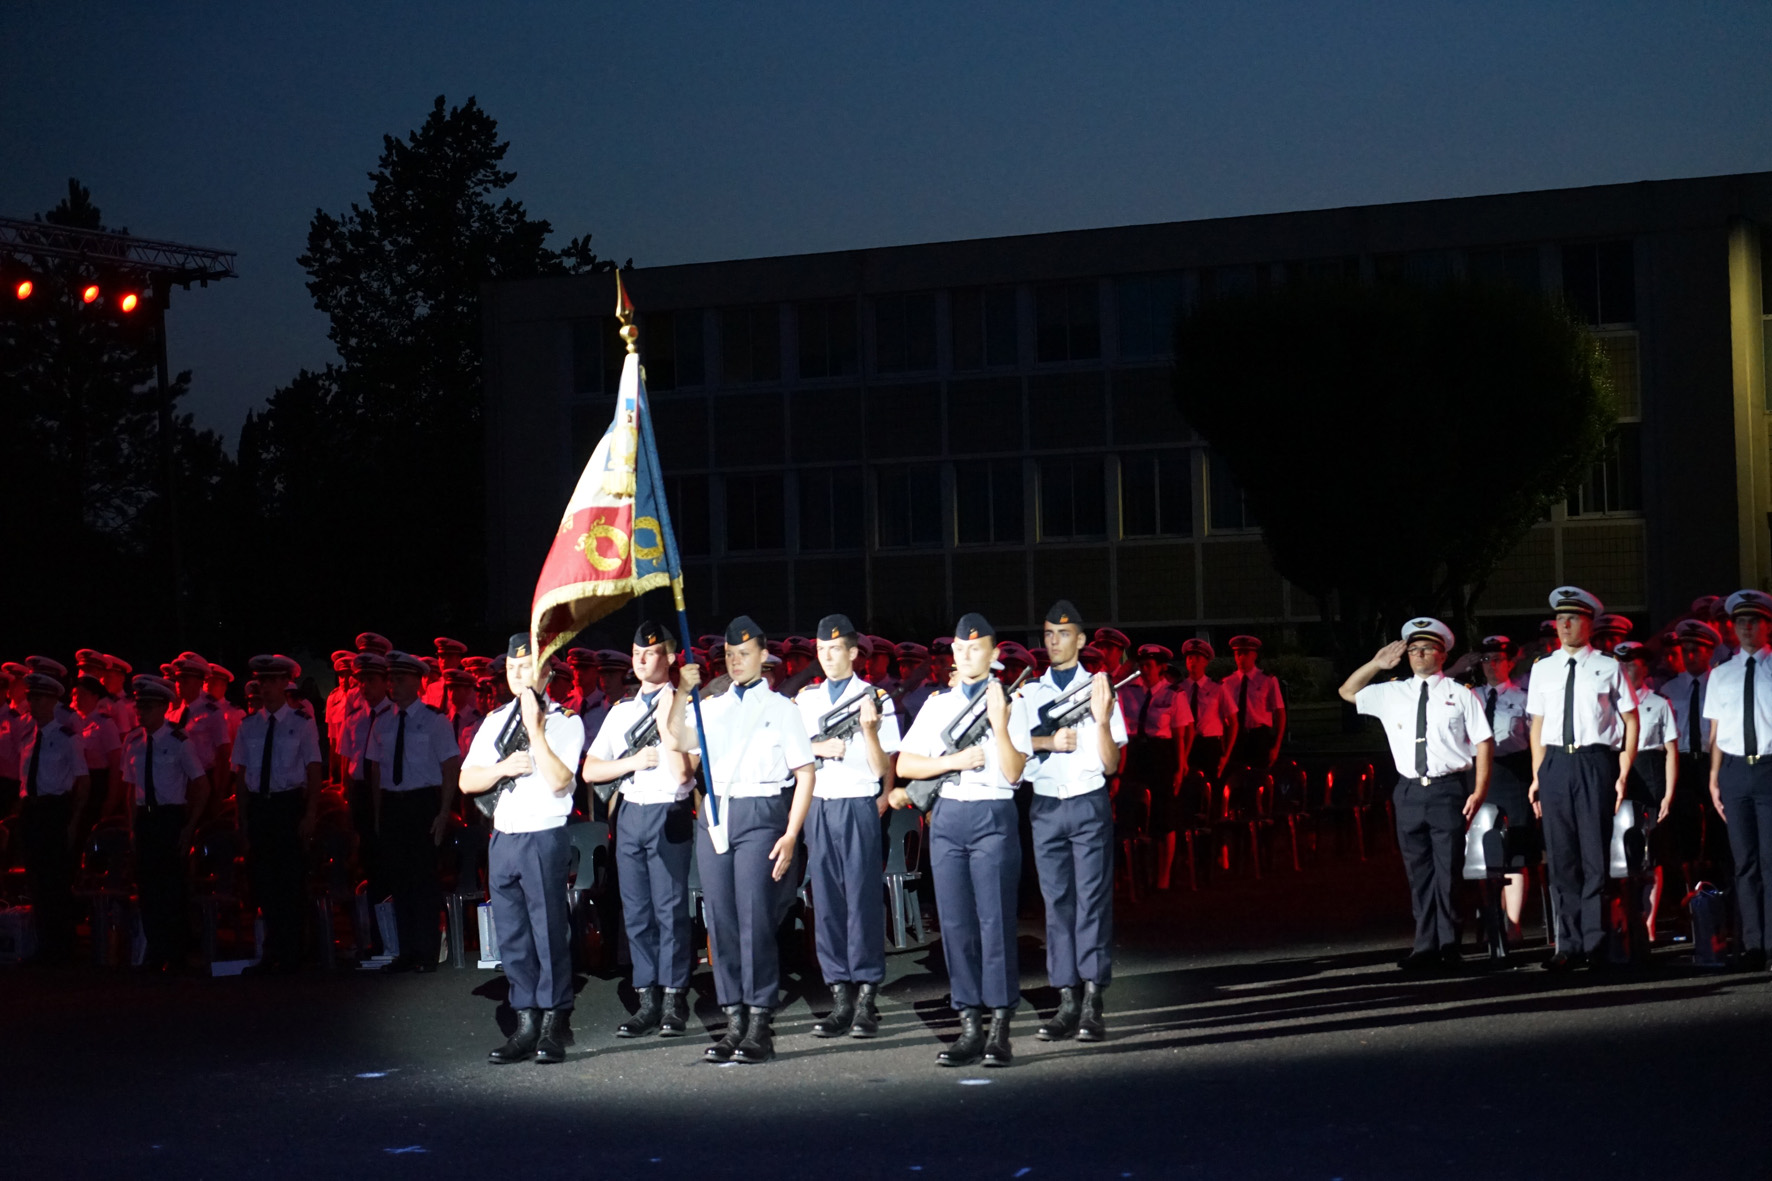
[1468, 247, 1540, 292]
[798, 299, 858, 380]
[667, 474, 711, 556]
[798, 467, 864, 551]
[1116, 274, 1183, 361]
[1035, 282, 1100, 363]
[642, 309, 704, 390]
[724, 473, 784, 551]
[875, 463, 942, 548]
[874, 293, 937, 373]
[1120, 450, 1193, 537]
[1286, 256, 1359, 285]
[1374, 251, 1453, 286]
[571, 317, 623, 394]
[1199, 265, 1260, 302]
[1039, 457, 1105, 540]
[1562, 241, 1635, 325]
[1208, 452, 1258, 532]
[1566, 425, 1642, 517]
[955, 459, 1024, 544]
[721, 305, 780, 384]
[952, 287, 1018, 369]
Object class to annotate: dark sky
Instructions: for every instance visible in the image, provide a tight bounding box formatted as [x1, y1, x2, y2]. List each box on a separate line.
[7, 2, 1771, 441]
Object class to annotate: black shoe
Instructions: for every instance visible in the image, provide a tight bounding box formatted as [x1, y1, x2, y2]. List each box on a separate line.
[659, 988, 689, 1037]
[937, 1006, 986, 1067]
[1076, 981, 1107, 1042]
[1742, 948, 1769, 973]
[489, 1008, 542, 1064]
[850, 982, 881, 1039]
[812, 982, 855, 1038]
[535, 1009, 569, 1064]
[410, 960, 436, 975]
[1037, 986, 1082, 1041]
[704, 1005, 746, 1062]
[618, 986, 663, 1038]
[239, 959, 280, 978]
[982, 1006, 1015, 1067]
[734, 1007, 775, 1064]
[1398, 951, 1439, 974]
[379, 954, 416, 974]
[1438, 947, 1464, 973]
[1544, 952, 1583, 973]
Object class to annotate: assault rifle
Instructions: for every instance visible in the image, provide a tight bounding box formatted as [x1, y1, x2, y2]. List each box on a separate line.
[473, 689, 538, 820]
[1030, 670, 1139, 764]
[594, 708, 661, 803]
[811, 685, 890, 767]
[902, 668, 1030, 813]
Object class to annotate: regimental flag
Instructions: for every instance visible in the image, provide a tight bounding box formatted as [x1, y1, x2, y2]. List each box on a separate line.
[530, 274, 687, 669]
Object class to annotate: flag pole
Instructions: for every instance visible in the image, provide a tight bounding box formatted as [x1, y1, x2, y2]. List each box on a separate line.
[616, 273, 720, 828]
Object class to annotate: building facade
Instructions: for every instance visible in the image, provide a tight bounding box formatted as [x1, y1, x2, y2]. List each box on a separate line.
[482, 172, 1772, 646]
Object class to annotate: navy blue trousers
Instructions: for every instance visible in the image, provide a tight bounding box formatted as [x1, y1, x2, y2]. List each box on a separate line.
[1030, 790, 1114, 988]
[1393, 774, 1468, 954]
[244, 790, 306, 967]
[489, 826, 574, 1011]
[1719, 755, 1772, 952]
[615, 798, 694, 989]
[697, 792, 792, 1008]
[381, 786, 443, 966]
[930, 796, 1021, 1010]
[806, 794, 886, 984]
[134, 805, 190, 966]
[1539, 746, 1618, 956]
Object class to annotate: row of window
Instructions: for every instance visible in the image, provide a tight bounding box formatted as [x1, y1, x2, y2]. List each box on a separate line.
[573, 241, 1638, 394]
[662, 452, 1256, 557]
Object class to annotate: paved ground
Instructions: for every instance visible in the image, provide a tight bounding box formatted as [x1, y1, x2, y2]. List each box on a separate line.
[5, 853, 1771, 1180]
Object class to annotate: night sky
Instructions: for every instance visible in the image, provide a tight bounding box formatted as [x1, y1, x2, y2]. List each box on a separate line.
[6, 2, 1771, 440]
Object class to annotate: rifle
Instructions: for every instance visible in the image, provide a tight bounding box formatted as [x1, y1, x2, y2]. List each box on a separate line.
[1030, 670, 1139, 764]
[473, 690, 536, 820]
[593, 707, 661, 803]
[811, 685, 890, 767]
[902, 668, 1030, 813]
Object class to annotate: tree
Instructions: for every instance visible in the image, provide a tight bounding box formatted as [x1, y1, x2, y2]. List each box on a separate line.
[243, 95, 618, 648]
[1172, 278, 1614, 659]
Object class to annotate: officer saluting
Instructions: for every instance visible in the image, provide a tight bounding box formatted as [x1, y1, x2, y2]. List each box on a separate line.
[667, 615, 817, 1065]
[1340, 618, 1492, 972]
[462, 634, 585, 1064]
[122, 675, 210, 972]
[1023, 600, 1126, 1041]
[1703, 589, 1772, 973]
[892, 613, 1034, 1067]
[1526, 587, 1639, 971]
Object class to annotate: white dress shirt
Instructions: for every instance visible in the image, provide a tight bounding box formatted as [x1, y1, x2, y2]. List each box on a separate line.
[1663, 670, 1711, 755]
[795, 676, 902, 800]
[1023, 667, 1128, 799]
[79, 711, 122, 770]
[1472, 680, 1530, 758]
[689, 682, 814, 798]
[1179, 675, 1235, 738]
[463, 699, 584, 833]
[1702, 646, 1772, 758]
[899, 681, 1034, 802]
[1524, 646, 1637, 750]
[1221, 668, 1285, 728]
[338, 699, 393, 780]
[1117, 679, 1192, 740]
[170, 693, 231, 769]
[1356, 673, 1494, 780]
[229, 704, 323, 793]
[590, 688, 692, 805]
[123, 723, 207, 807]
[366, 701, 458, 791]
[12, 717, 88, 797]
[1634, 688, 1677, 752]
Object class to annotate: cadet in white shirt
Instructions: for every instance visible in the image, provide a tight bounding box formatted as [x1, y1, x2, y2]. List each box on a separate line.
[14, 673, 90, 962]
[1179, 639, 1237, 782]
[229, 655, 324, 975]
[367, 651, 461, 974]
[1341, 618, 1493, 973]
[1615, 643, 1680, 941]
[72, 675, 122, 827]
[462, 634, 585, 1066]
[1118, 642, 1192, 890]
[892, 612, 1034, 1069]
[1471, 635, 1536, 939]
[668, 615, 817, 1066]
[1526, 587, 1639, 970]
[339, 653, 393, 910]
[1023, 600, 1126, 1042]
[1222, 635, 1286, 771]
[1703, 590, 1772, 971]
[169, 654, 232, 806]
[582, 621, 695, 1040]
[1665, 618, 1722, 881]
[122, 675, 211, 971]
[797, 613, 901, 1040]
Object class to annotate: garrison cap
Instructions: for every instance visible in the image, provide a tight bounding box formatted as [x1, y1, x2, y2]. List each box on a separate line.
[130, 674, 177, 703]
[1549, 586, 1602, 618]
[1137, 643, 1174, 663]
[1228, 634, 1263, 653]
[26, 655, 68, 679]
[434, 637, 467, 656]
[248, 654, 297, 678]
[1592, 614, 1633, 641]
[106, 655, 132, 676]
[73, 675, 106, 696]
[1091, 627, 1129, 650]
[1402, 617, 1454, 650]
[23, 673, 64, 697]
[724, 616, 765, 647]
[1726, 589, 1772, 622]
[506, 633, 533, 660]
[954, 613, 995, 643]
[356, 632, 393, 655]
[206, 664, 234, 684]
[442, 668, 475, 689]
[633, 619, 674, 649]
[1180, 638, 1215, 660]
[896, 642, 929, 660]
[386, 651, 428, 677]
[1476, 634, 1516, 656]
[74, 648, 107, 670]
[817, 614, 859, 643]
[1045, 600, 1083, 628]
[353, 652, 390, 676]
[1613, 641, 1650, 663]
[330, 650, 355, 672]
[567, 647, 598, 668]
[1676, 619, 1720, 648]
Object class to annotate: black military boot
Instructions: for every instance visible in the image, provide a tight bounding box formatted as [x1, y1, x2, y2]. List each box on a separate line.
[982, 1006, 1015, 1067]
[1037, 986, 1082, 1041]
[1076, 981, 1106, 1042]
[535, 1009, 570, 1064]
[488, 1008, 542, 1064]
[704, 1005, 746, 1062]
[658, 987, 689, 1037]
[812, 982, 855, 1038]
[850, 982, 881, 1039]
[937, 1006, 986, 1067]
[617, 986, 663, 1038]
[734, 1007, 776, 1063]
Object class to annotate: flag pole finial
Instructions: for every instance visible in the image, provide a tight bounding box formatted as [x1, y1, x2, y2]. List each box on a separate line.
[615, 270, 638, 354]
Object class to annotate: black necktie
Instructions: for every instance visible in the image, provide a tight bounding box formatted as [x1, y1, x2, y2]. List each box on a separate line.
[1686, 679, 1702, 754]
[1137, 686, 1153, 736]
[360, 704, 384, 768]
[1484, 688, 1497, 728]
[144, 731, 158, 808]
[1188, 682, 1199, 721]
[1745, 657, 1758, 756]
[1562, 659, 1577, 748]
[1237, 676, 1250, 727]
[392, 710, 407, 786]
[259, 712, 276, 795]
[25, 727, 42, 798]
[1415, 681, 1430, 777]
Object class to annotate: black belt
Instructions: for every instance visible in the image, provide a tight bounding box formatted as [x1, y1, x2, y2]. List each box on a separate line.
[1407, 772, 1467, 787]
[1727, 753, 1769, 767]
[1550, 743, 1613, 756]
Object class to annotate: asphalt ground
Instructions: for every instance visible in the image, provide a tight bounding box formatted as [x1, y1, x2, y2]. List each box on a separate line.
[5, 851, 1771, 1180]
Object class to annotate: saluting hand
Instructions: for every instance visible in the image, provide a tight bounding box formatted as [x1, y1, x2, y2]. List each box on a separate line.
[1372, 641, 1407, 671]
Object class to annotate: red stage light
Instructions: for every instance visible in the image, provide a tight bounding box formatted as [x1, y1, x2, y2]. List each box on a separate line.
[12, 279, 29, 300]
[119, 292, 139, 313]
[81, 284, 100, 304]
